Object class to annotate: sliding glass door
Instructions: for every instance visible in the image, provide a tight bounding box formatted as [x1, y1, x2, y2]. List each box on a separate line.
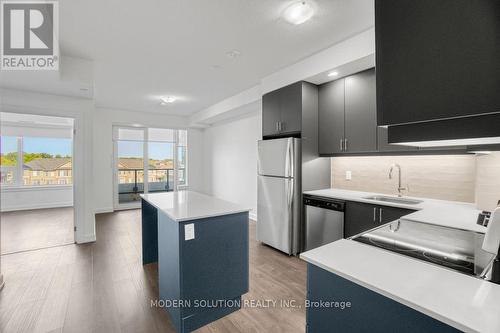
[115, 128, 145, 206]
[113, 126, 187, 209]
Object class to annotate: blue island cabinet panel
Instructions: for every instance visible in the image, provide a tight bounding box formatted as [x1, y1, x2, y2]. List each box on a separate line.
[306, 264, 460, 333]
[158, 211, 249, 333]
[141, 199, 158, 265]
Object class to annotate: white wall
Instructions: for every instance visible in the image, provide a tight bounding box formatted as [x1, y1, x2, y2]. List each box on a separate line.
[1, 186, 73, 212]
[202, 109, 261, 220]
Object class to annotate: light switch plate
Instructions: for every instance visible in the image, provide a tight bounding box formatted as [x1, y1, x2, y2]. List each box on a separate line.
[184, 224, 195, 241]
[346, 171, 352, 181]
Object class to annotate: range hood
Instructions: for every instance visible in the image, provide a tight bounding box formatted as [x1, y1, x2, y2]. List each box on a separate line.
[375, 0, 500, 148]
[388, 113, 500, 148]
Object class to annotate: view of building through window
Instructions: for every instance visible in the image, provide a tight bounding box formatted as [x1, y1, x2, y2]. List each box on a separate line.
[0, 136, 73, 187]
[115, 127, 188, 205]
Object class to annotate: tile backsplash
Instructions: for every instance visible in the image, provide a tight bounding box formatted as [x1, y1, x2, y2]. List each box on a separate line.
[475, 152, 500, 211]
[331, 154, 500, 207]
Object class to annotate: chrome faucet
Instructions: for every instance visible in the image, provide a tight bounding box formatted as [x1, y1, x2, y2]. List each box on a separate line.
[388, 163, 408, 197]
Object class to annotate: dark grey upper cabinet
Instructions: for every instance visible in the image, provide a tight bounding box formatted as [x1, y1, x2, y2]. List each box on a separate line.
[279, 82, 302, 134]
[375, 0, 500, 126]
[344, 69, 377, 153]
[318, 79, 345, 154]
[377, 127, 418, 152]
[262, 90, 282, 137]
[262, 82, 303, 137]
[318, 68, 378, 155]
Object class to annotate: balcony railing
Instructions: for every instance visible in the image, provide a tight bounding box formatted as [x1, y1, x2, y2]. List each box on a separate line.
[118, 168, 174, 203]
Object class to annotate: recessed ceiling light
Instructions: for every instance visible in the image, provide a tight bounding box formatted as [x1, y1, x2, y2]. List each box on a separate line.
[283, 1, 315, 25]
[328, 71, 339, 77]
[160, 96, 177, 105]
[225, 50, 241, 59]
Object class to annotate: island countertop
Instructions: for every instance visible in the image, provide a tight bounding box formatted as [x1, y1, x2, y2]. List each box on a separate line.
[301, 239, 500, 333]
[140, 191, 251, 222]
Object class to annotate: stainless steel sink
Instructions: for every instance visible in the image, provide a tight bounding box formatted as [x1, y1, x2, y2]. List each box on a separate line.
[363, 195, 423, 205]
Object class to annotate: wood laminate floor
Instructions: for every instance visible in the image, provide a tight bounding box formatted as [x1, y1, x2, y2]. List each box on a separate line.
[0, 209, 307, 333]
[1, 207, 74, 255]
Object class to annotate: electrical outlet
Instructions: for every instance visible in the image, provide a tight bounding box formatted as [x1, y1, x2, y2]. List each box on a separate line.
[345, 171, 352, 181]
[184, 224, 195, 241]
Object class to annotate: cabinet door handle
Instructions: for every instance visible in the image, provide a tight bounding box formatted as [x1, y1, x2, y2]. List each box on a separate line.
[373, 207, 377, 223]
[379, 208, 383, 223]
[340, 139, 344, 151]
[276, 122, 279, 132]
[344, 138, 348, 151]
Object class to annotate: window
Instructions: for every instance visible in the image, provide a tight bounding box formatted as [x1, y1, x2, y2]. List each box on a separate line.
[113, 126, 188, 206]
[0, 136, 18, 186]
[177, 130, 188, 188]
[0, 136, 73, 187]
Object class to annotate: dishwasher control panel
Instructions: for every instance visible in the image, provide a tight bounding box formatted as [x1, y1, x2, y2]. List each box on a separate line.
[303, 195, 345, 211]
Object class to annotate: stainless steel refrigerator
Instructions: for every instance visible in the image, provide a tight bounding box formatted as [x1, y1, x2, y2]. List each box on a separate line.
[257, 138, 301, 255]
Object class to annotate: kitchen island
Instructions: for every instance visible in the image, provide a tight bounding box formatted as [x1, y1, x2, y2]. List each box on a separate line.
[301, 239, 500, 333]
[141, 191, 250, 333]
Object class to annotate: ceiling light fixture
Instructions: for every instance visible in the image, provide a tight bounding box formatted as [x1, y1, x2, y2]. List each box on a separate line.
[160, 96, 177, 105]
[283, 1, 315, 25]
[225, 50, 241, 59]
[328, 71, 339, 77]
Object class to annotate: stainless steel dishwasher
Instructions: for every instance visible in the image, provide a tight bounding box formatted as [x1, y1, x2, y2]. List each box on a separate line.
[303, 195, 345, 252]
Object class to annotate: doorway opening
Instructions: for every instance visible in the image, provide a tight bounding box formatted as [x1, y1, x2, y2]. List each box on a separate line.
[0, 112, 75, 255]
[113, 126, 188, 210]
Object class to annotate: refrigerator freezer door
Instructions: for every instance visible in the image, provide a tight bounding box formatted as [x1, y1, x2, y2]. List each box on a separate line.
[257, 138, 296, 178]
[257, 175, 295, 254]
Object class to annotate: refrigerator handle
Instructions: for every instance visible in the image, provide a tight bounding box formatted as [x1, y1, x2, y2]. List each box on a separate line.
[285, 139, 294, 178]
[286, 178, 294, 250]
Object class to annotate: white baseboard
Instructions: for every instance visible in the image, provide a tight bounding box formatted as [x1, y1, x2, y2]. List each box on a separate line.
[0, 202, 73, 212]
[94, 206, 114, 214]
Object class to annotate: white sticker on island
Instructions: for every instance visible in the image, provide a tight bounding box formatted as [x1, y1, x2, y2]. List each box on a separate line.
[184, 224, 195, 241]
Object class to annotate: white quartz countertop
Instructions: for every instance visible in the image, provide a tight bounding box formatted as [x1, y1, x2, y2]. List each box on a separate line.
[141, 191, 250, 222]
[303, 188, 486, 233]
[301, 239, 500, 333]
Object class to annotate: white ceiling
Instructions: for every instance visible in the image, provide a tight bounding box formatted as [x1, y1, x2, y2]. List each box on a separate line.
[1, 0, 374, 116]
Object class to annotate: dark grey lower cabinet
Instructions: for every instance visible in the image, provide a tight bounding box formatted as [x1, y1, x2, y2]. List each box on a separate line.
[306, 264, 460, 333]
[345, 201, 415, 238]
